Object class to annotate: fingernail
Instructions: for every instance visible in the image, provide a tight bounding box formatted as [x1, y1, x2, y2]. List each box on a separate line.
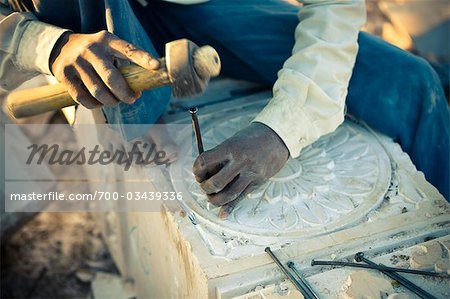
[219, 206, 233, 220]
[219, 210, 229, 220]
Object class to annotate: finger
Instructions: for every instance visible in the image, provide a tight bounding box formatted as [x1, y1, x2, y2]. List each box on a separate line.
[75, 58, 120, 106]
[89, 54, 138, 104]
[207, 175, 251, 207]
[108, 36, 160, 70]
[61, 69, 102, 109]
[193, 149, 228, 182]
[218, 183, 259, 219]
[200, 162, 240, 194]
[219, 194, 245, 220]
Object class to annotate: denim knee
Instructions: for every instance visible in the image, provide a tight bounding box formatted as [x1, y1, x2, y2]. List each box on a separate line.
[405, 55, 441, 93]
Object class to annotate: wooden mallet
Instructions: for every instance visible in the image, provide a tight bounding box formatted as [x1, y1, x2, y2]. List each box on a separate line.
[6, 39, 221, 118]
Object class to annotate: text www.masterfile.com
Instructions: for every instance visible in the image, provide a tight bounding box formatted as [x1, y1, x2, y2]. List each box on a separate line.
[10, 191, 184, 201]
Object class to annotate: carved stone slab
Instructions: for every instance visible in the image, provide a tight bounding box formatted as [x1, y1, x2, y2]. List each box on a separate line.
[170, 108, 392, 244]
[78, 88, 448, 298]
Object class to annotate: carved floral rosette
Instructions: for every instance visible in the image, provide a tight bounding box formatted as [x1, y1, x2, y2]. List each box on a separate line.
[170, 109, 391, 244]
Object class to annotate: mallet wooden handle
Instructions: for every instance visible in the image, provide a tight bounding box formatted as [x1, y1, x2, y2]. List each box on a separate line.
[6, 64, 170, 119]
[7, 43, 220, 119]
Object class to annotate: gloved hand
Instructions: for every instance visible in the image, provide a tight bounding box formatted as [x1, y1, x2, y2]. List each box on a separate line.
[50, 30, 160, 109]
[193, 122, 289, 219]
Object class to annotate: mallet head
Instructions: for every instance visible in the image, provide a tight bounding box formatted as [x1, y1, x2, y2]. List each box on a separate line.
[166, 39, 221, 98]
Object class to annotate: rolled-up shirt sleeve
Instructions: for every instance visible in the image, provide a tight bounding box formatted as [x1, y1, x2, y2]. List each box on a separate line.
[253, 0, 366, 158]
[0, 5, 68, 92]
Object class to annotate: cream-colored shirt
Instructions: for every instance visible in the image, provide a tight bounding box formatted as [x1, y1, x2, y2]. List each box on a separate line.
[253, 1, 366, 157]
[0, 0, 366, 158]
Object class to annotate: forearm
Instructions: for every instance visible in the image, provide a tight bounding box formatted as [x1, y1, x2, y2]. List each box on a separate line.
[254, 0, 366, 157]
[0, 5, 68, 92]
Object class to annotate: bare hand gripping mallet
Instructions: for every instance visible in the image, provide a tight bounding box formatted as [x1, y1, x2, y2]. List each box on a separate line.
[6, 39, 221, 118]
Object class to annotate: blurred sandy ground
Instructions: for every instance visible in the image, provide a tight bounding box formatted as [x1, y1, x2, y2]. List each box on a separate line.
[365, 0, 449, 97]
[1, 1, 449, 298]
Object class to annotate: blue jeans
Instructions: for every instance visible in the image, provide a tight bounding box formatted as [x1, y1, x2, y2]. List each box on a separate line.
[105, 0, 450, 199]
[101, 0, 171, 140]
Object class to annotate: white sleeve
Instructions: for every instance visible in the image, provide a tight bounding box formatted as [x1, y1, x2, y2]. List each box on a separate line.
[253, 0, 366, 157]
[0, 8, 69, 92]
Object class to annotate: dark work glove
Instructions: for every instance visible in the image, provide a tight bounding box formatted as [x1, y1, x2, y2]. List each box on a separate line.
[192, 122, 289, 219]
[50, 30, 160, 109]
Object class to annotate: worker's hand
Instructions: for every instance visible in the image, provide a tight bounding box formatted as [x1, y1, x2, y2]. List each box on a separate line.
[49, 31, 160, 109]
[193, 123, 289, 219]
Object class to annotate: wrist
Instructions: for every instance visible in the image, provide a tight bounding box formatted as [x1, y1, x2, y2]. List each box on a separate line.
[251, 122, 290, 162]
[49, 31, 72, 75]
